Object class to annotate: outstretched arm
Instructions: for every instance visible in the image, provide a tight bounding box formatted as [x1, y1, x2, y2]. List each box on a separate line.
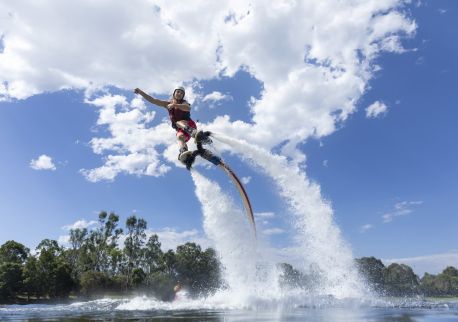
[134, 88, 169, 109]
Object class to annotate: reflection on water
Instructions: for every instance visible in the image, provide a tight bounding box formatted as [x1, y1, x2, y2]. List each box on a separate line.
[1, 297, 458, 321]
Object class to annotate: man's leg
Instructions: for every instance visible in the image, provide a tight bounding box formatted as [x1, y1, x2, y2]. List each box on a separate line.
[175, 121, 211, 144]
[176, 120, 197, 138]
[177, 132, 188, 157]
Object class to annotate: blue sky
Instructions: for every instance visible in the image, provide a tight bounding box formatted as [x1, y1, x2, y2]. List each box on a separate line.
[0, 1, 457, 276]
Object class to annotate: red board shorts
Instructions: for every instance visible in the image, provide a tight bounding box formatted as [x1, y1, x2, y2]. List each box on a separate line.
[176, 119, 197, 142]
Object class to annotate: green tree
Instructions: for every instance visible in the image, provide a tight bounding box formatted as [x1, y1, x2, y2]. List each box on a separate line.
[81, 212, 123, 274]
[175, 243, 221, 296]
[67, 227, 88, 278]
[355, 257, 385, 292]
[22, 256, 43, 300]
[159, 250, 177, 277]
[143, 234, 163, 276]
[421, 266, 458, 296]
[0, 262, 23, 300]
[79, 271, 113, 298]
[383, 263, 420, 296]
[0, 241, 29, 300]
[124, 215, 147, 288]
[0, 240, 29, 264]
[36, 239, 75, 299]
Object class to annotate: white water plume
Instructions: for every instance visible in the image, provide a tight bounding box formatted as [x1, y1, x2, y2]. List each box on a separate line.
[191, 171, 283, 307]
[211, 133, 365, 298]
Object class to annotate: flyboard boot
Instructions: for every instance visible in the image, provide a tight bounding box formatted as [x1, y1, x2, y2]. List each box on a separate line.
[178, 146, 193, 164]
[194, 130, 212, 145]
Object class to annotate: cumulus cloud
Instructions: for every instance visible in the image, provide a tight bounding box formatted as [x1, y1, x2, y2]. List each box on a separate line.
[146, 227, 212, 252]
[58, 219, 99, 248]
[1, 1, 416, 176]
[80, 94, 173, 182]
[366, 101, 388, 118]
[202, 91, 233, 108]
[30, 154, 56, 171]
[384, 251, 458, 275]
[62, 219, 98, 231]
[382, 200, 424, 223]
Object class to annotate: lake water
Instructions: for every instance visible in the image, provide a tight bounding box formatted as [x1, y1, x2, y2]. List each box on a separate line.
[1, 297, 457, 321]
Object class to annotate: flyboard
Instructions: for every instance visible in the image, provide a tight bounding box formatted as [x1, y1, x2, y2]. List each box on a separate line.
[182, 130, 256, 237]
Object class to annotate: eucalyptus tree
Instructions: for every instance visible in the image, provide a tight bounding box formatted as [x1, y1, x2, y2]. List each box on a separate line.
[124, 215, 147, 287]
[81, 211, 122, 274]
[35, 239, 74, 299]
[175, 243, 221, 296]
[143, 234, 163, 275]
[0, 240, 29, 300]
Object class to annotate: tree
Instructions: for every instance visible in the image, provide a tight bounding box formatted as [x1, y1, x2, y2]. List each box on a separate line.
[79, 271, 113, 298]
[421, 266, 458, 296]
[0, 262, 23, 300]
[35, 239, 75, 299]
[0, 240, 29, 264]
[124, 215, 147, 288]
[81, 212, 123, 274]
[175, 243, 221, 296]
[0, 241, 29, 300]
[355, 257, 385, 292]
[143, 234, 163, 277]
[383, 263, 420, 296]
[67, 228, 88, 278]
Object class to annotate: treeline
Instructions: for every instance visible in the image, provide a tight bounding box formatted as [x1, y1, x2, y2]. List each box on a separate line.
[0, 212, 221, 303]
[356, 257, 458, 297]
[2, 212, 458, 303]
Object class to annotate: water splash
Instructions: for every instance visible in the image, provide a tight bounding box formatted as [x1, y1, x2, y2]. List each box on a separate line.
[191, 170, 283, 308]
[210, 133, 365, 298]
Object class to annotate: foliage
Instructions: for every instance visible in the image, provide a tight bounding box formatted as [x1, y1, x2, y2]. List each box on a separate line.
[4, 213, 458, 304]
[175, 243, 221, 296]
[420, 266, 458, 296]
[355, 257, 385, 292]
[79, 271, 113, 298]
[383, 263, 420, 296]
[0, 262, 23, 299]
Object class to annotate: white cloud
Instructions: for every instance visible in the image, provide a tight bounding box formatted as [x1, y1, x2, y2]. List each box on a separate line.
[146, 227, 212, 252]
[382, 200, 424, 223]
[262, 228, 285, 236]
[59, 219, 98, 248]
[384, 251, 458, 276]
[323, 160, 328, 167]
[366, 101, 388, 118]
[80, 95, 173, 182]
[202, 91, 233, 108]
[62, 219, 98, 231]
[0, 1, 415, 177]
[359, 224, 373, 233]
[438, 9, 447, 14]
[241, 176, 251, 185]
[58, 235, 70, 246]
[30, 154, 56, 171]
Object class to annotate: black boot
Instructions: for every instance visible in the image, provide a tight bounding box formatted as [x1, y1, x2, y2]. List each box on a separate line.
[194, 130, 212, 145]
[178, 146, 187, 160]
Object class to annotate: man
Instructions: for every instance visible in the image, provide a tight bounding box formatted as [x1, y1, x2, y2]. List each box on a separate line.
[134, 86, 208, 164]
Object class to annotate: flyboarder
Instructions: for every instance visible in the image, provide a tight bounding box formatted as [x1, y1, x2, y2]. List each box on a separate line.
[133, 86, 256, 236]
[134, 86, 209, 164]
